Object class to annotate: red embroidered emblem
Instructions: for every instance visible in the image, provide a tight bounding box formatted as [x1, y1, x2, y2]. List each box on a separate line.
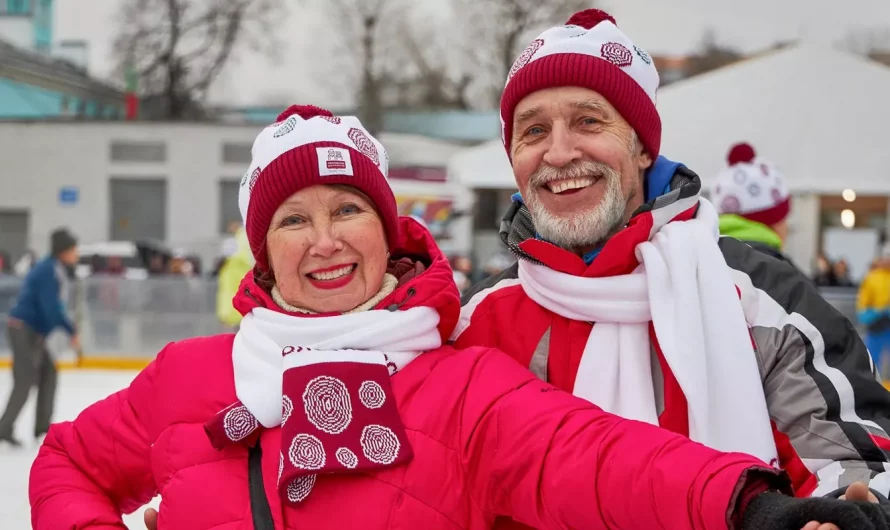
[326, 149, 347, 170]
[600, 42, 633, 68]
[347, 128, 379, 165]
[508, 38, 544, 80]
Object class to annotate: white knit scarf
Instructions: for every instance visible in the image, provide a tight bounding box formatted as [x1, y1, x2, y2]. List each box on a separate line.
[232, 305, 443, 428]
[518, 199, 778, 464]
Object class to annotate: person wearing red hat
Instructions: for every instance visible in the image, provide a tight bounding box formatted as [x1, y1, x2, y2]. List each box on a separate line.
[30, 104, 864, 530]
[454, 8, 890, 530]
[713, 142, 795, 264]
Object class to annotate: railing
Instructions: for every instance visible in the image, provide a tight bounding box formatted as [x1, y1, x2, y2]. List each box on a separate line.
[0, 276, 226, 361]
[0, 276, 866, 361]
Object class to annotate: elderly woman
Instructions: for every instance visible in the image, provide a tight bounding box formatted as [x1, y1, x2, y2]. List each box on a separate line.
[29, 106, 888, 530]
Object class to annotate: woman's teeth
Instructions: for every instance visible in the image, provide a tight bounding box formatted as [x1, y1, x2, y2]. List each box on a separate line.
[546, 177, 594, 194]
[309, 265, 353, 280]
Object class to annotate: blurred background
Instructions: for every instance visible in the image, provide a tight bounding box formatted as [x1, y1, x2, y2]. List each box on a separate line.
[1, 0, 889, 366]
[1, 0, 890, 523]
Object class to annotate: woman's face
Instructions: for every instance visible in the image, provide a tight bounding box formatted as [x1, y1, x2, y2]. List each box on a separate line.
[266, 185, 388, 313]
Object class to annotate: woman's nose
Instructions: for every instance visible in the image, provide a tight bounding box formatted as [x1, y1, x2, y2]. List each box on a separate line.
[309, 226, 344, 257]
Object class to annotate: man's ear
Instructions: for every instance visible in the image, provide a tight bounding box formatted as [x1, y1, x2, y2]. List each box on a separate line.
[637, 149, 653, 172]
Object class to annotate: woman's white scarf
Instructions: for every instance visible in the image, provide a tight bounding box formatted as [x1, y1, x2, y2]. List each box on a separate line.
[232, 304, 443, 428]
[518, 199, 778, 464]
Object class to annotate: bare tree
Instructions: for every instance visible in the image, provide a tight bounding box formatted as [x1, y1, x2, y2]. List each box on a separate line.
[113, 0, 284, 120]
[451, 0, 589, 107]
[840, 26, 890, 65]
[684, 28, 743, 78]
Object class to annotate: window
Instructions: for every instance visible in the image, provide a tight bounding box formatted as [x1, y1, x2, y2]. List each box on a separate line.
[110, 141, 167, 163]
[218, 179, 242, 234]
[221, 143, 252, 164]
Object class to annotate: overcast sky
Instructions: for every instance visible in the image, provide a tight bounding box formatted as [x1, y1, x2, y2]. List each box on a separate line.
[53, 0, 890, 107]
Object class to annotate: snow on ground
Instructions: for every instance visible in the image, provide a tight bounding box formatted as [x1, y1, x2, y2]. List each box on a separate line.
[0, 369, 160, 528]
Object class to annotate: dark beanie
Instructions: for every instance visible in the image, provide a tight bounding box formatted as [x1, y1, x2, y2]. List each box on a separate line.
[50, 228, 77, 256]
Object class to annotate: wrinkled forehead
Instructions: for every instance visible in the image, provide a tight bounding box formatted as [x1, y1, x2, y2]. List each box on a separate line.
[512, 87, 618, 126]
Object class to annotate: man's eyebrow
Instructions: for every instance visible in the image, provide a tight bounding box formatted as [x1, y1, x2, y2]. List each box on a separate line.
[571, 100, 609, 114]
[514, 106, 541, 126]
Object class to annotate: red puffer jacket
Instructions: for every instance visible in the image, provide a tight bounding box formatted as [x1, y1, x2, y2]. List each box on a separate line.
[30, 218, 783, 530]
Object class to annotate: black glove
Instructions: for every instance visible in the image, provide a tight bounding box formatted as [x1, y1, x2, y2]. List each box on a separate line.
[742, 491, 890, 529]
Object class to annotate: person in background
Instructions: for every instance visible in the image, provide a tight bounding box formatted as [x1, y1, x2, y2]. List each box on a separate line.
[451, 255, 473, 293]
[712, 142, 795, 265]
[857, 246, 890, 372]
[215, 224, 254, 330]
[813, 253, 836, 286]
[29, 105, 884, 530]
[833, 259, 855, 287]
[454, 9, 890, 530]
[0, 229, 80, 446]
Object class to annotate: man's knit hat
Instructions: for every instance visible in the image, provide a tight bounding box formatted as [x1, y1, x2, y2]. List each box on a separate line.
[500, 9, 661, 159]
[712, 142, 791, 226]
[50, 228, 77, 256]
[238, 105, 397, 271]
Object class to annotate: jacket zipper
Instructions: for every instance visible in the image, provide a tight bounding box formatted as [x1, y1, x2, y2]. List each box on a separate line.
[248, 440, 276, 530]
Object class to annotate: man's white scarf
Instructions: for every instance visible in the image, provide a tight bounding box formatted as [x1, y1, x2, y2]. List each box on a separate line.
[518, 199, 778, 464]
[232, 305, 442, 428]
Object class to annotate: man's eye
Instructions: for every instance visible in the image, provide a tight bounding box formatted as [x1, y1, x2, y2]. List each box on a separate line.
[580, 117, 599, 126]
[526, 126, 545, 136]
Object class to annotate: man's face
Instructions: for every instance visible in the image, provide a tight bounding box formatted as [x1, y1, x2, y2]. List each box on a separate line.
[510, 86, 653, 252]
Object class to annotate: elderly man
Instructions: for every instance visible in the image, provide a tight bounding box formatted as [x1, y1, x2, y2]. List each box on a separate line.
[453, 8, 890, 528]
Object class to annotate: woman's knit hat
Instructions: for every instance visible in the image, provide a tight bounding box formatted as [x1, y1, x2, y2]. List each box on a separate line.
[238, 105, 397, 271]
[712, 142, 791, 226]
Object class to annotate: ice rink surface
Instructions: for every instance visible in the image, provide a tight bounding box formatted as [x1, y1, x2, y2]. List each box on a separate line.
[0, 369, 160, 528]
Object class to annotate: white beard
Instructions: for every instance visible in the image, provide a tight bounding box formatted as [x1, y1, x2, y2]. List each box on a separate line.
[525, 161, 629, 250]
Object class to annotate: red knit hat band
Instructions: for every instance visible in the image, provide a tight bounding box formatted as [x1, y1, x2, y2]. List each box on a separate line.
[501, 53, 661, 160]
[739, 197, 791, 227]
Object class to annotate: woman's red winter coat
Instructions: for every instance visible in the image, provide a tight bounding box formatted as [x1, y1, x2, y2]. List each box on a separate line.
[29, 218, 780, 530]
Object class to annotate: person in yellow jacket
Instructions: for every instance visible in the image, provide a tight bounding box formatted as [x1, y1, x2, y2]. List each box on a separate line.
[216, 226, 254, 329]
[858, 247, 890, 370]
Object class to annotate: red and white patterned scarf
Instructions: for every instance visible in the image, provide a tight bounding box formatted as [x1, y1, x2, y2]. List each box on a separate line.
[204, 304, 442, 504]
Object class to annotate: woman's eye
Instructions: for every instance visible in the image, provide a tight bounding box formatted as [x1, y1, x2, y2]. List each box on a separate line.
[338, 203, 360, 216]
[282, 216, 304, 226]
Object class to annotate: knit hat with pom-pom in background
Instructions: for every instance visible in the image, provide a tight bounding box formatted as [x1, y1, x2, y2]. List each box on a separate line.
[711, 142, 791, 226]
[500, 9, 661, 160]
[237, 105, 397, 271]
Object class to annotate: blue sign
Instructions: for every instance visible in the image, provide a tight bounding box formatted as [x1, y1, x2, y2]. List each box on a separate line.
[59, 186, 79, 205]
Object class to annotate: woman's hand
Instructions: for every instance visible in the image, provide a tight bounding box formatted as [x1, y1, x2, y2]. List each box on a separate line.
[144, 508, 158, 530]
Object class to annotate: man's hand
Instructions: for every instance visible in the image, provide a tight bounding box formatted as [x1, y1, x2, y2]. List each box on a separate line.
[144, 508, 158, 530]
[840, 481, 880, 503]
[801, 522, 840, 530]
[70, 334, 80, 350]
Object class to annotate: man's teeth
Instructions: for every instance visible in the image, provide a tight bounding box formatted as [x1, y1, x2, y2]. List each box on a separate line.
[309, 265, 353, 280]
[546, 178, 594, 194]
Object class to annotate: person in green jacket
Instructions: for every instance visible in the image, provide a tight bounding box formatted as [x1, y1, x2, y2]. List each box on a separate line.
[216, 226, 254, 329]
[712, 142, 794, 264]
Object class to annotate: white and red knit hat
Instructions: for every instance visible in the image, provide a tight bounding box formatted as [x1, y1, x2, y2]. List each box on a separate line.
[500, 9, 661, 159]
[712, 142, 791, 226]
[238, 105, 397, 271]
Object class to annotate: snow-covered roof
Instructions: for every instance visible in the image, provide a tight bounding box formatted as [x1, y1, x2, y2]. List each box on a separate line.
[657, 44, 890, 194]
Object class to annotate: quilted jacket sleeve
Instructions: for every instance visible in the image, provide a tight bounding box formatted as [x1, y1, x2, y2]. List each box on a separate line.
[29, 347, 167, 529]
[460, 347, 789, 530]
